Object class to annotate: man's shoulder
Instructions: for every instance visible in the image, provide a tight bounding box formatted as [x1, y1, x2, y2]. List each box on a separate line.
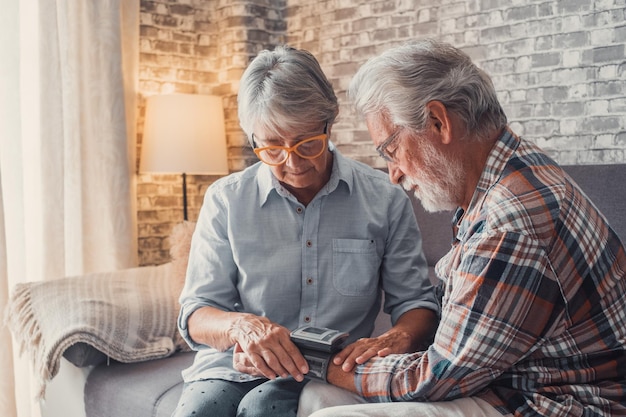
[484, 153, 572, 236]
[500, 150, 568, 199]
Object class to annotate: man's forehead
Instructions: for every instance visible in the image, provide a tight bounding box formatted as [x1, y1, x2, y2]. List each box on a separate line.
[366, 116, 394, 144]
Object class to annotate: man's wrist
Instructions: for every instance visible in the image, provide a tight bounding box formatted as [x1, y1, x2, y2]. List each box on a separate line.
[326, 360, 357, 392]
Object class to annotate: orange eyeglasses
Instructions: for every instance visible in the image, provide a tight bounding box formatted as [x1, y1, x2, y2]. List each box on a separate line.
[253, 125, 328, 166]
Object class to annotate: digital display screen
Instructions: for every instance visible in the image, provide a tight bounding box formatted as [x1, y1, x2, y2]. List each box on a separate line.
[303, 327, 326, 335]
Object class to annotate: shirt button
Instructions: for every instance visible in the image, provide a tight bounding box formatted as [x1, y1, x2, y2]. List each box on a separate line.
[306, 277, 313, 285]
[306, 240, 312, 247]
[304, 316, 311, 323]
[296, 207, 303, 214]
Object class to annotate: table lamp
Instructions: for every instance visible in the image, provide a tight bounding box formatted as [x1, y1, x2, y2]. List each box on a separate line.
[140, 93, 228, 220]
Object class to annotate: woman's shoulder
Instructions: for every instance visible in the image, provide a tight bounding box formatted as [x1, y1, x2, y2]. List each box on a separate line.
[210, 162, 262, 190]
[346, 158, 406, 194]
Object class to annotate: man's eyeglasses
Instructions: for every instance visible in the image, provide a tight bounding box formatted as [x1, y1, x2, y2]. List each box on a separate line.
[376, 128, 403, 162]
[253, 125, 328, 166]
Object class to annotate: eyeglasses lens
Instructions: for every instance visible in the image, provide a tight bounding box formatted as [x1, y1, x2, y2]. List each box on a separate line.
[256, 136, 326, 165]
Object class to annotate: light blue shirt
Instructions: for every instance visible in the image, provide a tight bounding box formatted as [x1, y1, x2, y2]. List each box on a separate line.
[178, 147, 439, 383]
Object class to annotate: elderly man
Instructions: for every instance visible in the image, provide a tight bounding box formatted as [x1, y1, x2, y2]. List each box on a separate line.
[299, 39, 626, 417]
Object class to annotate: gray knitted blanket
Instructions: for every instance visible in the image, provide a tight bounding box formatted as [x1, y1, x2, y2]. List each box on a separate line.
[4, 263, 184, 399]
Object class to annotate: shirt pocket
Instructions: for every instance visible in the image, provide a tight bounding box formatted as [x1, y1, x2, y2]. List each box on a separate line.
[332, 238, 380, 296]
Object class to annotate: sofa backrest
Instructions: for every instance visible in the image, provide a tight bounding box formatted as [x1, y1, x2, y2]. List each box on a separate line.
[407, 199, 454, 267]
[402, 163, 626, 269]
[562, 164, 626, 244]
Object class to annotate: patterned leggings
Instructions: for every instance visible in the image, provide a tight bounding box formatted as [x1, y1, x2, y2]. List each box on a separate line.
[172, 377, 309, 417]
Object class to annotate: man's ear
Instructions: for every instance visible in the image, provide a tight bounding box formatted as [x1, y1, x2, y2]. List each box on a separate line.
[426, 101, 453, 145]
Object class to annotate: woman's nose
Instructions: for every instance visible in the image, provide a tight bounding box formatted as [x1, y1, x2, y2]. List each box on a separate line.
[284, 150, 304, 167]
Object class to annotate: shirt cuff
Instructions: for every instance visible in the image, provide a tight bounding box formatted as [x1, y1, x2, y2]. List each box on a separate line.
[354, 354, 403, 402]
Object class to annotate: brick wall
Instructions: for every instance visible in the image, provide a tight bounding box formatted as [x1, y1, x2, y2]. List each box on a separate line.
[137, 0, 626, 265]
[137, 0, 286, 264]
[283, 0, 626, 166]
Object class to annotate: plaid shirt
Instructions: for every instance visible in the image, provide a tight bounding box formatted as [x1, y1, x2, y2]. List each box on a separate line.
[355, 129, 626, 416]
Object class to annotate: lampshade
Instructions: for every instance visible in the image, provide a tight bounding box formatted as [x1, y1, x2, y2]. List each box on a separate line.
[140, 94, 228, 174]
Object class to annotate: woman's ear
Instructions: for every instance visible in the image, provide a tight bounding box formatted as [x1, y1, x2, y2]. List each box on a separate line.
[426, 101, 453, 145]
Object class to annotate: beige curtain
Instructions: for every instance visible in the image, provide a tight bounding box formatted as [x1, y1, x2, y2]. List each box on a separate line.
[0, 0, 139, 416]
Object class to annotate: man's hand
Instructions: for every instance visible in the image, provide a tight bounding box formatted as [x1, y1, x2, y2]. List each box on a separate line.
[332, 308, 438, 372]
[331, 331, 409, 372]
[229, 314, 309, 381]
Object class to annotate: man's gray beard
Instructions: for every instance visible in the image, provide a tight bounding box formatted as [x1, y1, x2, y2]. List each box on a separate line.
[401, 151, 464, 213]
[402, 175, 458, 213]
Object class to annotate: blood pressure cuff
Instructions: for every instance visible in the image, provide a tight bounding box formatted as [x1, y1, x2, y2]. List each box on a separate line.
[297, 346, 334, 382]
[290, 325, 348, 382]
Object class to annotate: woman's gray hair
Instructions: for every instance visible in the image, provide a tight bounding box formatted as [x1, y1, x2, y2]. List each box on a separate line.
[238, 45, 338, 144]
[348, 39, 507, 139]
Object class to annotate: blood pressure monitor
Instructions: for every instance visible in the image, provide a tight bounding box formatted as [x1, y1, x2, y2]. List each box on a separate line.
[290, 326, 349, 381]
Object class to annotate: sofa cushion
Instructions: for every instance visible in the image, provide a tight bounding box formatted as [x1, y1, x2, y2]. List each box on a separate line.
[85, 351, 195, 417]
[169, 220, 196, 299]
[408, 196, 455, 269]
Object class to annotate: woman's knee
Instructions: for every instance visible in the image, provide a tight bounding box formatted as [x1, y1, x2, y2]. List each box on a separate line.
[237, 378, 307, 417]
[172, 379, 252, 417]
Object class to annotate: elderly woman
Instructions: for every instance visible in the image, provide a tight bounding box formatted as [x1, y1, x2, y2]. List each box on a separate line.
[172, 45, 439, 417]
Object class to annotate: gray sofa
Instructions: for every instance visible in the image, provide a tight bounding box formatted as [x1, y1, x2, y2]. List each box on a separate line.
[80, 163, 626, 417]
[9, 164, 626, 417]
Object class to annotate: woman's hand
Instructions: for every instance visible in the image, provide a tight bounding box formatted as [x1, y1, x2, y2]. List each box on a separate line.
[229, 314, 309, 381]
[232, 342, 264, 376]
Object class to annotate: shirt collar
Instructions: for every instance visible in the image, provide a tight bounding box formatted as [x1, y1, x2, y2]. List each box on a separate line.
[455, 127, 520, 239]
[257, 141, 353, 207]
[474, 127, 520, 197]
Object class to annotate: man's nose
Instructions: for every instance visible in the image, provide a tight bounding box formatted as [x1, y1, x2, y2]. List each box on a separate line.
[388, 162, 404, 185]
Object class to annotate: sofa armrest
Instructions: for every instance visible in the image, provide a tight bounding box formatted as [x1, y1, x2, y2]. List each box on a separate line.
[41, 358, 91, 417]
[4, 262, 188, 399]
